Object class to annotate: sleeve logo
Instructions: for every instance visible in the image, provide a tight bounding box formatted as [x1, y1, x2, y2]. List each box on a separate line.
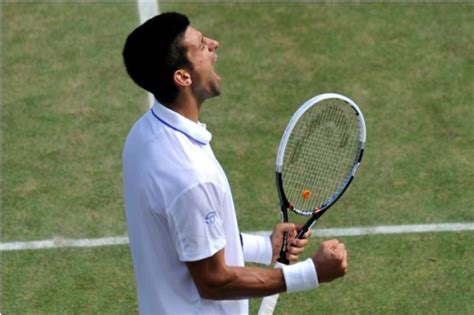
[205, 211, 217, 225]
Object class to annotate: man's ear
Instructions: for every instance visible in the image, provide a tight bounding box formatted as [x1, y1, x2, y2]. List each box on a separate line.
[174, 69, 192, 87]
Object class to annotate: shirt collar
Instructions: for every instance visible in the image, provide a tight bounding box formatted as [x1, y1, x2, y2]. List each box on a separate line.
[151, 99, 212, 145]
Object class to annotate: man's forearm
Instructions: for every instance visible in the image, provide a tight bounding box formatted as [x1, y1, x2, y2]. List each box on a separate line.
[187, 249, 286, 300]
[194, 265, 286, 300]
[186, 249, 319, 300]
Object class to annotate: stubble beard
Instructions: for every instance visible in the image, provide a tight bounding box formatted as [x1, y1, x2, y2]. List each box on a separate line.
[192, 77, 221, 104]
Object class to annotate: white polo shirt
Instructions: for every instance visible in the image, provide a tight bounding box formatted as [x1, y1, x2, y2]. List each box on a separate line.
[122, 100, 247, 314]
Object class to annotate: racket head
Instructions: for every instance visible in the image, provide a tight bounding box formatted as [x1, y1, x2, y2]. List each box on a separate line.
[276, 93, 366, 216]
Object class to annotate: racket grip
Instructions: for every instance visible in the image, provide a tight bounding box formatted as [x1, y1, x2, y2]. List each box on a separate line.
[258, 262, 284, 315]
[277, 232, 290, 265]
[277, 252, 289, 265]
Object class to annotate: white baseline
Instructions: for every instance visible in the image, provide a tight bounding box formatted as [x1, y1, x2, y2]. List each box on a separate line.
[2, 223, 473, 252]
[136, 0, 159, 108]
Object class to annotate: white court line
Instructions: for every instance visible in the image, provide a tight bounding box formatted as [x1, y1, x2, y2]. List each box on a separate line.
[136, 0, 159, 108]
[137, 0, 159, 24]
[252, 223, 474, 237]
[2, 223, 473, 252]
[1, 236, 129, 252]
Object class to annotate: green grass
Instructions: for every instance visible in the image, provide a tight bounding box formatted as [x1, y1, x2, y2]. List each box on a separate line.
[2, 2, 143, 241]
[2, 233, 473, 314]
[250, 233, 474, 314]
[3, 246, 137, 314]
[2, 2, 474, 314]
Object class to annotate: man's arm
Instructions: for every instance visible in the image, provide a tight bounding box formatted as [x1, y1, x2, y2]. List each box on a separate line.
[186, 248, 286, 300]
[186, 238, 347, 300]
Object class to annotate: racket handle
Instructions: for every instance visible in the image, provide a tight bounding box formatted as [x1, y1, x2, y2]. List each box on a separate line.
[258, 262, 284, 315]
[277, 251, 289, 265]
[277, 232, 290, 265]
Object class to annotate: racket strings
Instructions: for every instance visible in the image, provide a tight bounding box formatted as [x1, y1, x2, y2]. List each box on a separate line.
[282, 100, 360, 214]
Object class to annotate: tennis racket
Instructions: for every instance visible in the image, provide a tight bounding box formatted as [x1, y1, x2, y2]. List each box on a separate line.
[258, 93, 366, 315]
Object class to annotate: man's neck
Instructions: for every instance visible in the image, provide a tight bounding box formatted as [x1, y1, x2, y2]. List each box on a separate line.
[167, 93, 201, 123]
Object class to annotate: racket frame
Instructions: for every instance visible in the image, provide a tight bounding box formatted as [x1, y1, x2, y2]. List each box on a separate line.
[258, 93, 366, 315]
[275, 93, 366, 262]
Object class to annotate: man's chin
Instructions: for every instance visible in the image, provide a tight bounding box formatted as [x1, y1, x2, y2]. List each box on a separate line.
[195, 84, 221, 103]
[210, 76, 221, 97]
[210, 86, 221, 98]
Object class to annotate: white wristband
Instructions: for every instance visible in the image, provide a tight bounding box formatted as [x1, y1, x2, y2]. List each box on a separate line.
[281, 258, 319, 293]
[241, 233, 273, 265]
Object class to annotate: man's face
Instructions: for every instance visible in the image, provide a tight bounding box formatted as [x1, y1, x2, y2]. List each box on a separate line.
[182, 26, 221, 102]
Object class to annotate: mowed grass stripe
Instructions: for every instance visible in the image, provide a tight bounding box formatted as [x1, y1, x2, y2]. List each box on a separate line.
[2, 222, 473, 251]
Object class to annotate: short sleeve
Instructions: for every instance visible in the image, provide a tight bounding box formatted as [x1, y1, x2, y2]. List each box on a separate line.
[166, 181, 227, 262]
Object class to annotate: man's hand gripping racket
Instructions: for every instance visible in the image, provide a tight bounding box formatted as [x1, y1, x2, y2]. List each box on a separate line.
[258, 93, 366, 315]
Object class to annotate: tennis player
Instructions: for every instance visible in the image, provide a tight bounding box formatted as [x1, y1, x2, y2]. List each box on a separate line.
[122, 12, 348, 314]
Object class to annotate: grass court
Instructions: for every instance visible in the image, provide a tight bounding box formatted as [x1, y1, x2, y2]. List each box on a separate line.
[2, 2, 473, 314]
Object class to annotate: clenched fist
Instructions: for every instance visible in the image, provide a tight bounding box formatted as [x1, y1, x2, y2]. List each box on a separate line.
[312, 239, 348, 283]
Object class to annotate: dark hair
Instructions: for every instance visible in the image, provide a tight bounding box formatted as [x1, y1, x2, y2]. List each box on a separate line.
[122, 12, 191, 105]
